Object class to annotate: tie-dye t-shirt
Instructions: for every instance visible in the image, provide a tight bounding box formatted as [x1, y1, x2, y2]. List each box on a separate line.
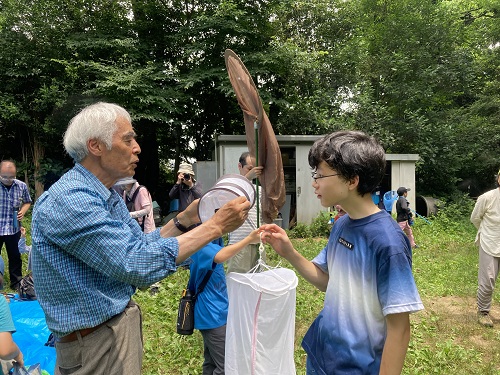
[302, 210, 424, 374]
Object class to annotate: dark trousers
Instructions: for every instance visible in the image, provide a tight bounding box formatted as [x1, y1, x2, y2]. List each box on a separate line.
[200, 325, 226, 375]
[0, 232, 22, 288]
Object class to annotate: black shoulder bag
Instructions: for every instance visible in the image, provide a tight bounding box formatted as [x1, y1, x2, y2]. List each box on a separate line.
[177, 270, 213, 335]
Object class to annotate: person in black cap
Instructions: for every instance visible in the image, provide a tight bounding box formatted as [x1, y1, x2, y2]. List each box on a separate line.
[396, 187, 417, 248]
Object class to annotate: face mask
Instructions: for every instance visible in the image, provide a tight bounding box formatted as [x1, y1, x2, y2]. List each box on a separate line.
[0, 176, 15, 185]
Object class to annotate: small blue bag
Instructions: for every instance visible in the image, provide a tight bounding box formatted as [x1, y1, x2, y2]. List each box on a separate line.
[10, 362, 41, 375]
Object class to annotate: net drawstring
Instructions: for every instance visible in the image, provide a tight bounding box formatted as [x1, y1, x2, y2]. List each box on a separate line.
[247, 232, 287, 284]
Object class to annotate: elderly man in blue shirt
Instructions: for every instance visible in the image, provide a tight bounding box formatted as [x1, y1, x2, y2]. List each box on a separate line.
[31, 102, 250, 375]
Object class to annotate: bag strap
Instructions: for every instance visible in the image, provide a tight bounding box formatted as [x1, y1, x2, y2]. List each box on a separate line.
[130, 186, 146, 231]
[192, 270, 213, 301]
[130, 185, 144, 204]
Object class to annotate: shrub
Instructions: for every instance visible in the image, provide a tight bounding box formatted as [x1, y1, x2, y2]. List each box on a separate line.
[429, 193, 476, 234]
[309, 211, 332, 237]
[287, 211, 332, 239]
[287, 223, 311, 239]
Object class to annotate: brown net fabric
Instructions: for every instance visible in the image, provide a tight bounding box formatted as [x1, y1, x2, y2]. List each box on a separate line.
[225, 49, 286, 223]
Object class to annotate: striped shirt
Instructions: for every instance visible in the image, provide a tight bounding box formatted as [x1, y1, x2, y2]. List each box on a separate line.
[228, 184, 261, 244]
[32, 163, 180, 337]
[0, 179, 32, 235]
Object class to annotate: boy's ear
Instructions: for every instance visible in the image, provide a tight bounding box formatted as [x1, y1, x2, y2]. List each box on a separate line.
[347, 175, 359, 191]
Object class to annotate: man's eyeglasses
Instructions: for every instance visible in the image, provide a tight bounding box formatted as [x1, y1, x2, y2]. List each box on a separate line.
[311, 172, 340, 182]
[0, 176, 15, 180]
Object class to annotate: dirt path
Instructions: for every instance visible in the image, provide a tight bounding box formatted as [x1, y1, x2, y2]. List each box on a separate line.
[415, 295, 500, 354]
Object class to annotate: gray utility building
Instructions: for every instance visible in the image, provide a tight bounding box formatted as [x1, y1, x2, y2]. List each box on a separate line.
[195, 135, 419, 228]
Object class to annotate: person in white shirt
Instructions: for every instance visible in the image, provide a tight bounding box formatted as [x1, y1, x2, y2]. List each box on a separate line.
[226, 152, 264, 273]
[470, 169, 500, 327]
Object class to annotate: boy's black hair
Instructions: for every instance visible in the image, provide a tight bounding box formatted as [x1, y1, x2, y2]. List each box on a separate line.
[308, 131, 386, 196]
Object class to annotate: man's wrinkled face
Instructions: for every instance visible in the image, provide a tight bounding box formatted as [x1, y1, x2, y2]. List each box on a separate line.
[99, 116, 141, 183]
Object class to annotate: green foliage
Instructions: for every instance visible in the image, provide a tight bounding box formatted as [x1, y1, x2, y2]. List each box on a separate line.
[287, 223, 311, 239]
[405, 339, 483, 374]
[37, 158, 68, 186]
[288, 211, 332, 238]
[309, 211, 332, 238]
[425, 193, 476, 235]
[0, 0, 499, 205]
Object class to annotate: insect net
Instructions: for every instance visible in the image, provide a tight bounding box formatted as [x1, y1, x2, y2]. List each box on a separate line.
[225, 268, 298, 374]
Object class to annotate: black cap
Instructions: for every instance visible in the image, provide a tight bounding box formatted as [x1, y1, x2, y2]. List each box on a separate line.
[397, 187, 410, 196]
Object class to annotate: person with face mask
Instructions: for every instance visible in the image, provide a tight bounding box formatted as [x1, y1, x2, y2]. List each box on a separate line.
[0, 160, 32, 289]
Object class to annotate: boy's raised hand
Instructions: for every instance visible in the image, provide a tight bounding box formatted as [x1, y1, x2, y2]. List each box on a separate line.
[248, 228, 262, 244]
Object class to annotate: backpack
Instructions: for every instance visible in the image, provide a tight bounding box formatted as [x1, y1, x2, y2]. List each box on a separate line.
[126, 185, 146, 231]
[126, 185, 144, 211]
[17, 273, 36, 300]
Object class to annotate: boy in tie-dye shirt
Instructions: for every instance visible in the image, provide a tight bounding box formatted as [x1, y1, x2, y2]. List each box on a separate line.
[261, 131, 424, 374]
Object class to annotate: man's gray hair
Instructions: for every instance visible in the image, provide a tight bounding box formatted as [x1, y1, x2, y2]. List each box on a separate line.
[63, 102, 131, 163]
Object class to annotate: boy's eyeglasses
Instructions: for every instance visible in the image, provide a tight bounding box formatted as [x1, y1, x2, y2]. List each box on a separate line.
[311, 172, 340, 182]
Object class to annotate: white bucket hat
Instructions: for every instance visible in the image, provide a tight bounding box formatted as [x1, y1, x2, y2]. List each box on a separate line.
[178, 163, 195, 176]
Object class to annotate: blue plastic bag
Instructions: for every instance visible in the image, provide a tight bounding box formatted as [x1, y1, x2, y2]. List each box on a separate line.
[9, 300, 55, 375]
[10, 363, 41, 375]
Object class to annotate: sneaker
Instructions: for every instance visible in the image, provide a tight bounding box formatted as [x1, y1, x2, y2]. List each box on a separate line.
[478, 311, 493, 327]
[149, 282, 161, 296]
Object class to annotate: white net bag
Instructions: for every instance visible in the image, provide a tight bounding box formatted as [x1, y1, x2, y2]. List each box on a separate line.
[225, 268, 298, 375]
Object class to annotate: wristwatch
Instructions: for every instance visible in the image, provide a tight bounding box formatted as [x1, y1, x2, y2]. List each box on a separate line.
[173, 217, 190, 233]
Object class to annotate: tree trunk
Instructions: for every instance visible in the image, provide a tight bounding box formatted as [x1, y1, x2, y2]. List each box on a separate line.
[33, 139, 45, 199]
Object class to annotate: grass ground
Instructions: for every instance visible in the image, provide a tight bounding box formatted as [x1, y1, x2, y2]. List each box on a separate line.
[134, 213, 500, 374]
[403, 217, 500, 374]
[3, 207, 500, 374]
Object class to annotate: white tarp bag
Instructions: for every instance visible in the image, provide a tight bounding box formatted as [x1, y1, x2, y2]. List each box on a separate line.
[225, 268, 298, 375]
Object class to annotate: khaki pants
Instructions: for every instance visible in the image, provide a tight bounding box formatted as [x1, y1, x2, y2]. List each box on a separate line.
[477, 246, 500, 313]
[54, 301, 143, 375]
[226, 244, 265, 273]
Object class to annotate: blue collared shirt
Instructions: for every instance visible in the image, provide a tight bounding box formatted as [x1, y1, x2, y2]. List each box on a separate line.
[0, 179, 32, 235]
[32, 164, 180, 337]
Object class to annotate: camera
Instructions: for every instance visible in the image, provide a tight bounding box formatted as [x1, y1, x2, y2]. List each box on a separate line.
[183, 173, 191, 181]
